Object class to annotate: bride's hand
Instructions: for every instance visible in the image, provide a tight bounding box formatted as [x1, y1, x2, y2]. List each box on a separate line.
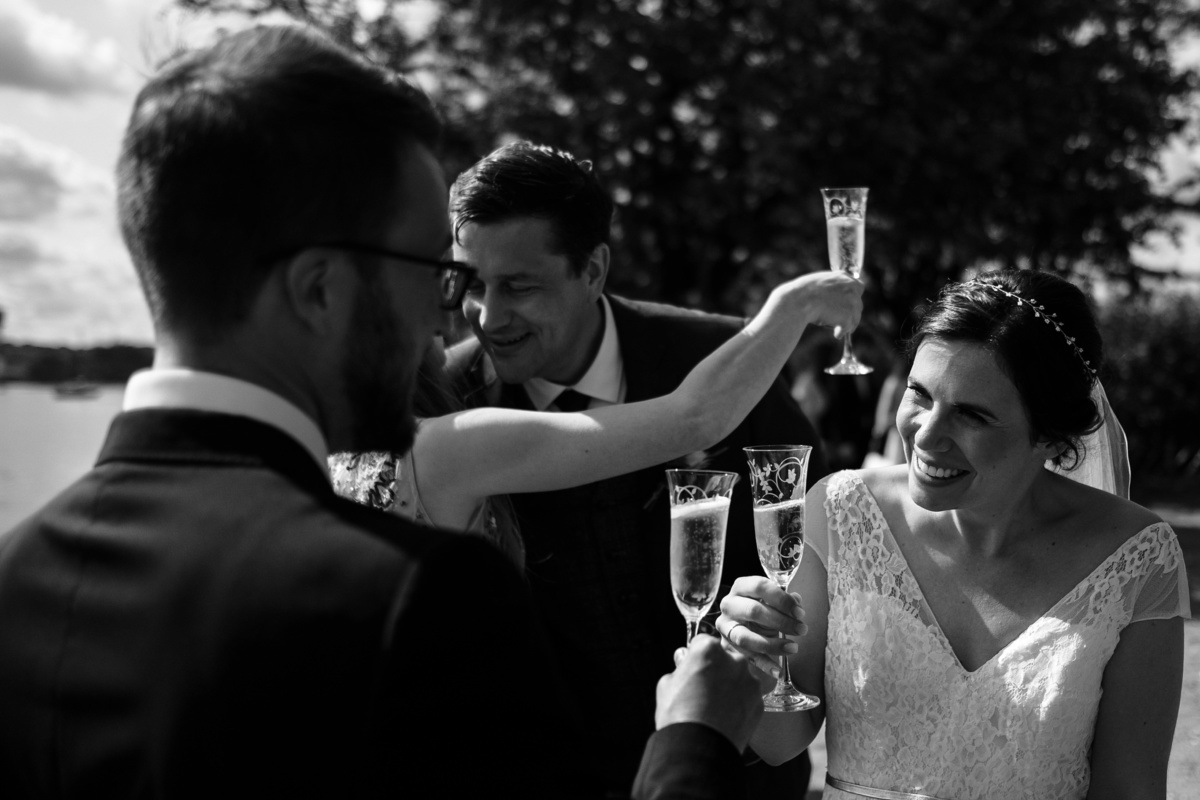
[775, 270, 863, 337]
[716, 576, 808, 678]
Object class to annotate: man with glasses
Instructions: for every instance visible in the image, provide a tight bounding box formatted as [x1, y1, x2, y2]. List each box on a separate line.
[262, 241, 478, 312]
[0, 25, 763, 799]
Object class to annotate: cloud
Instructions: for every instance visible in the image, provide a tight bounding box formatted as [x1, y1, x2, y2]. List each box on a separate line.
[0, 241, 150, 345]
[0, 126, 151, 345]
[0, 136, 64, 221]
[0, 0, 135, 96]
[0, 234, 40, 274]
[0, 125, 111, 222]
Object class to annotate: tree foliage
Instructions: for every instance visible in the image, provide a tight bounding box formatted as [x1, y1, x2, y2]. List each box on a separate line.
[1098, 288, 1200, 484]
[0, 344, 153, 384]
[176, 0, 1200, 345]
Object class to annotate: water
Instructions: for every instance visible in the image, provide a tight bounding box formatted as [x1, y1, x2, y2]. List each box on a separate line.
[826, 216, 864, 277]
[668, 496, 730, 620]
[0, 383, 125, 531]
[753, 499, 806, 586]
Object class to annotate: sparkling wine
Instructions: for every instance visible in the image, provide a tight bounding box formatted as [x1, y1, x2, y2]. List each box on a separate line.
[753, 499, 805, 587]
[669, 496, 730, 621]
[826, 216, 864, 278]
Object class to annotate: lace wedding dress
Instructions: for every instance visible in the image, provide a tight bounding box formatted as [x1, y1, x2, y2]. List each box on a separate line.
[812, 471, 1190, 800]
[329, 448, 490, 529]
[328, 449, 525, 568]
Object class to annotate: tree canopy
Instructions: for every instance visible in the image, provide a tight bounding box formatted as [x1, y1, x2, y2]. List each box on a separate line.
[176, 0, 1200, 345]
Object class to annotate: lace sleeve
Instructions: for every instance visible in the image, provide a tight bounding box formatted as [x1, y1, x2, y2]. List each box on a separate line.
[806, 471, 857, 571]
[328, 451, 398, 512]
[1130, 523, 1192, 623]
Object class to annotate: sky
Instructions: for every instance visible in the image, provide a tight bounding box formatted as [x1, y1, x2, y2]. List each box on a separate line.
[0, 0, 170, 345]
[0, 1, 1196, 346]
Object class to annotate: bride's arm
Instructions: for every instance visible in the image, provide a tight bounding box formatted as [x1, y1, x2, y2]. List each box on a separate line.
[416, 271, 862, 506]
[719, 478, 831, 765]
[1085, 615, 1183, 799]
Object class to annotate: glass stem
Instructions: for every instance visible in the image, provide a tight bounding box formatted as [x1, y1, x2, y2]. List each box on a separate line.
[841, 330, 856, 363]
[686, 619, 700, 645]
[774, 631, 793, 692]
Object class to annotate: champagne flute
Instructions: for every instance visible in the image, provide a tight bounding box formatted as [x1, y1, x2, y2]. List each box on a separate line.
[666, 469, 737, 644]
[821, 187, 873, 375]
[743, 445, 819, 712]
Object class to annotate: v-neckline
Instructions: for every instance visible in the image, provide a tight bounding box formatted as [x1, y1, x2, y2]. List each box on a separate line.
[848, 473, 1159, 675]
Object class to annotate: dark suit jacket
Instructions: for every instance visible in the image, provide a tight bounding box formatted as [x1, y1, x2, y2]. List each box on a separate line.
[448, 294, 825, 797]
[0, 408, 743, 799]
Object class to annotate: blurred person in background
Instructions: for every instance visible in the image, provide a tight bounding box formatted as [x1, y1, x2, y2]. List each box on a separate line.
[861, 357, 908, 468]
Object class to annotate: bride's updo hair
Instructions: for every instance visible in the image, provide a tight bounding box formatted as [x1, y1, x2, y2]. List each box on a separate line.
[907, 269, 1103, 469]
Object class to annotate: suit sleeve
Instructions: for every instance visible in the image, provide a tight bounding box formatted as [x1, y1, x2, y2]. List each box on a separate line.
[369, 535, 603, 798]
[672, 312, 827, 486]
[691, 313, 828, 486]
[750, 374, 829, 486]
[632, 723, 746, 800]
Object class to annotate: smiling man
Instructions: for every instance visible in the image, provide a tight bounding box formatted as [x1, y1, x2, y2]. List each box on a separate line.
[453, 213, 606, 388]
[447, 141, 826, 798]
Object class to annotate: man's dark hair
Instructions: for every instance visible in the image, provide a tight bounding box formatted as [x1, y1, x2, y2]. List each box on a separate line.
[448, 141, 613, 274]
[117, 24, 441, 340]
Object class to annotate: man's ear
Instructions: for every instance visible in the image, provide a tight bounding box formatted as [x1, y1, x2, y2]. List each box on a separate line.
[280, 249, 353, 335]
[582, 242, 610, 299]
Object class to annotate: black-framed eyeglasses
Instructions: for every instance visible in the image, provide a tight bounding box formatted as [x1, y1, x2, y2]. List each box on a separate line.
[264, 242, 477, 310]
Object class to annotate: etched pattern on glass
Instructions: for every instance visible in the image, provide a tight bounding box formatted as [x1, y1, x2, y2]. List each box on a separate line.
[747, 455, 806, 505]
[822, 194, 866, 220]
[753, 502, 805, 582]
[747, 456, 806, 573]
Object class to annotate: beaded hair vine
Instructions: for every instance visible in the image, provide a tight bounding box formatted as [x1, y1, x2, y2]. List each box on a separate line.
[966, 280, 1098, 377]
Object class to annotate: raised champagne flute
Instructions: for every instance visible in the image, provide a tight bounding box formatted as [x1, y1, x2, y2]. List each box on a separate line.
[821, 187, 873, 375]
[666, 469, 738, 644]
[743, 445, 819, 712]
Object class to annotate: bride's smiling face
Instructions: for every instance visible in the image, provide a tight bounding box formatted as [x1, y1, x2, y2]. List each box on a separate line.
[897, 339, 1059, 514]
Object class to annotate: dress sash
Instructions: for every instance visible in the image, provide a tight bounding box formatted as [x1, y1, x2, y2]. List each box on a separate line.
[826, 775, 952, 800]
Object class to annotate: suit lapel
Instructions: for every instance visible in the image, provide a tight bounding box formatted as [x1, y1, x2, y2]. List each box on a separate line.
[445, 338, 537, 410]
[608, 295, 686, 403]
[498, 380, 535, 411]
[453, 296, 688, 408]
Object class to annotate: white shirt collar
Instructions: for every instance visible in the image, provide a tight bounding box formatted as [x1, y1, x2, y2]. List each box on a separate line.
[525, 295, 626, 411]
[123, 368, 330, 476]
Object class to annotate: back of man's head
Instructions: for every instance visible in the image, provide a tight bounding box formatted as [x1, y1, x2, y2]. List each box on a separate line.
[117, 25, 441, 342]
[449, 141, 613, 274]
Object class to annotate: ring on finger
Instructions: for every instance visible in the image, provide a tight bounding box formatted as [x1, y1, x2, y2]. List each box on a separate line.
[725, 621, 745, 641]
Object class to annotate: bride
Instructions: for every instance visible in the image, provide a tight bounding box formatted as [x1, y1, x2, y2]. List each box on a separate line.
[331, 268, 863, 565]
[718, 269, 1188, 799]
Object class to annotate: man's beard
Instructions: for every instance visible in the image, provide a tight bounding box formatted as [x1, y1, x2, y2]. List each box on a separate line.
[341, 275, 418, 456]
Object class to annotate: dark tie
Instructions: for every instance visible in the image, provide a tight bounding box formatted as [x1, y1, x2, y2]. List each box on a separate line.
[553, 389, 592, 412]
